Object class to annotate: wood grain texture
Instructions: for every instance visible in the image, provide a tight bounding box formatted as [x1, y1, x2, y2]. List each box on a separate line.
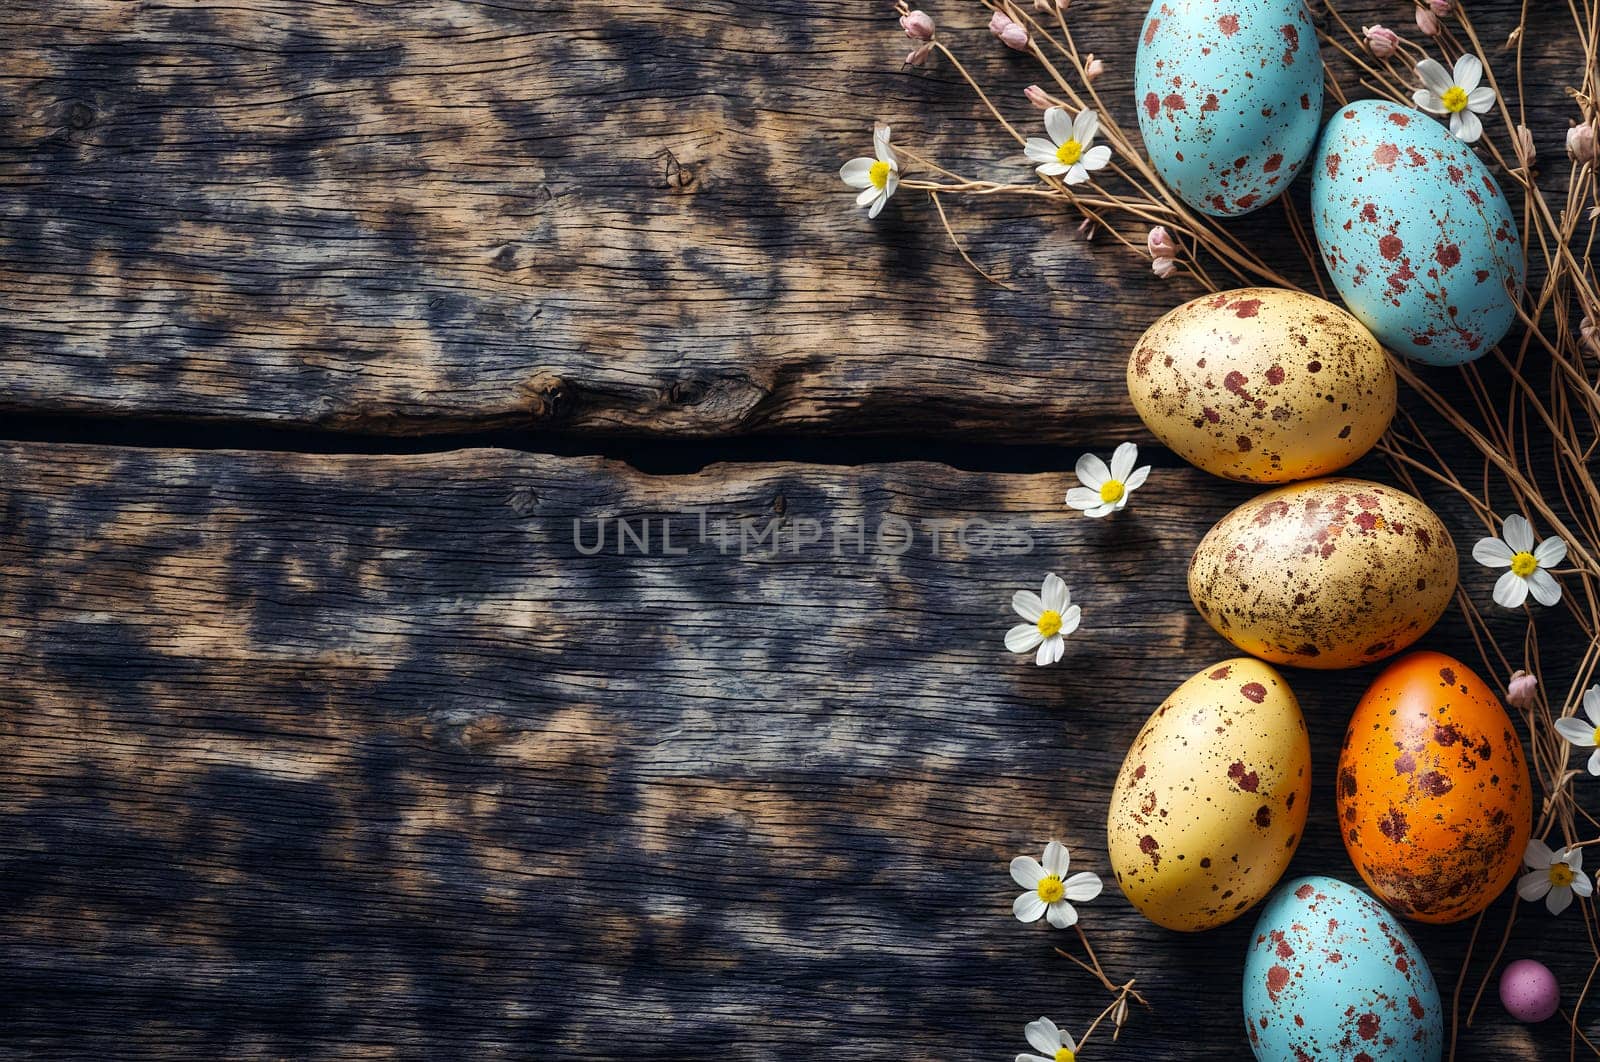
[0, 441, 1586, 1059]
[0, 0, 1569, 439]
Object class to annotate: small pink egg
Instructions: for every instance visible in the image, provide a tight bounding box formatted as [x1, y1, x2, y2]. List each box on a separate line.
[1499, 959, 1560, 1023]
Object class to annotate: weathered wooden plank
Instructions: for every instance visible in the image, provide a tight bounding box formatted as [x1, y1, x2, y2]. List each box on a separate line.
[0, 441, 1582, 1058]
[0, 0, 1565, 440]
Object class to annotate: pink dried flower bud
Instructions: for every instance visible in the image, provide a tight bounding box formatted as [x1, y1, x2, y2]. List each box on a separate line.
[988, 10, 1012, 35]
[1568, 122, 1596, 163]
[1515, 125, 1536, 166]
[1076, 216, 1096, 240]
[1415, 7, 1440, 35]
[1147, 226, 1177, 260]
[989, 11, 1030, 51]
[905, 42, 934, 66]
[1084, 54, 1104, 81]
[1506, 670, 1538, 709]
[900, 10, 935, 42]
[1429, 0, 1451, 15]
[1363, 25, 1400, 58]
[1152, 256, 1179, 279]
[1024, 84, 1053, 110]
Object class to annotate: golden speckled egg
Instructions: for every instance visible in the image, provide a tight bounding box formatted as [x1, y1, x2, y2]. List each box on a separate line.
[1189, 478, 1458, 670]
[1338, 651, 1532, 924]
[1127, 288, 1396, 483]
[1108, 658, 1310, 932]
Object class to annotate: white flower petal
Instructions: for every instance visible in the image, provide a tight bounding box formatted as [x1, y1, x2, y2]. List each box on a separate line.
[1045, 900, 1077, 929]
[1011, 855, 1046, 889]
[1554, 717, 1595, 746]
[1575, 872, 1595, 898]
[873, 123, 893, 162]
[1535, 536, 1568, 568]
[1110, 441, 1138, 481]
[1064, 487, 1101, 511]
[1453, 54, 1483, 93]
[1414, 88, 1447, 115]
[1064, 163, 1090, 185]
[1036, 162, 1069, 178]
[855, 186, 880, 208]
[1041, 574, 1069, 613]
[1013, 891, 1047, 923]
[1588, 748, 1600, 776]
[1076, 453, 1110, 490]
[1564, 847, 1585, 872]
[883, 170, 899, 198]
[1454, 108, 1483, 143]
[1526, 838, 1555, 868]
[1059, 604, 1082, 636]
[1045, 635, 1065, 665]
[1503, 514, 1535, 553]
[1063, 871, 1102, 902]
[1518, 870, 1553, 900]
[866, 191, 889, 219]
[1024, 138, 1060, 164]
[1085, 502, 1115, 519]
[1035, 637, 1056, 667]
[1081, 144, 1111, 170]
[839, 158, 875, 188]
[1549, 886, 1574, 916]
[1417, 58, 1454, 96]
[1494, 569, 1530, 608]
[1041, 840, 1069, 877]
[1016, 1055, 1052, 1062]
[1472, 537, 1515, 566]
[1585, 686, 1600, 726]
[1012, 590, 1045, 622]
[1071, 108, 1099, 146]
[1006, 624, 1044, 654]
[1026, 1018, 1062, 1055]
[1528, 568, 1562, 607]
[1467, 86, 1496, 113]
[1124, 465, 1151, 493]
[1059, 1030, 1078, 1053]
[1043, 107, 1071, 146]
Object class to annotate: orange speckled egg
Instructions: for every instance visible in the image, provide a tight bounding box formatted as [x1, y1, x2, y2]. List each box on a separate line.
[1337, 651, 1532, 924]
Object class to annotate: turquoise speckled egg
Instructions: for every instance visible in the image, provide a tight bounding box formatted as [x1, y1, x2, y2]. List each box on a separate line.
[1135, 0, 1323, 217]
[1311, 99, 1525, 366]
[1244, 876, 1443, 1062]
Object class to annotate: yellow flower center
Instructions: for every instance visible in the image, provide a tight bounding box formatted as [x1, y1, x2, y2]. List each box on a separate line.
[869, 160, 891, 190]
[1550, 863, 1576, 888]
[1055, 1049, 1076, 1062]
[1591, 726, 1600, 746]
[1442, 85, 1469, 113]
[1037, 609, 1063, 638]
[1056, 139, 1083, 166]
[1511, 551, 1539, 577]
[1099, 479, 1126, 504]
[1037, 874, 1066, 903]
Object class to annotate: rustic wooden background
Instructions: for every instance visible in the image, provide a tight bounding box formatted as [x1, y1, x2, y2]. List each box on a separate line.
[0, 1, 1590, 1058]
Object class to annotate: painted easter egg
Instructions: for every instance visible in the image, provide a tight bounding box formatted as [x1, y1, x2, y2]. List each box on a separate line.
[1244, 876, 1443, 1061]
[1126, 287, 1396, 482]
[1500, 959, 1560, 1023]
[1108, 658, 1310, 931]
[1135, 0, 1323, 217]
[1311, 98, 1525, 365]
[1337, 651, 1532, 924]
[1189, 478, 1458, 669]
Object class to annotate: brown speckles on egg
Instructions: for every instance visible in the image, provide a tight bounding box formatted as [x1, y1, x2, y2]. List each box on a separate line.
[1336, 652, 1533, 924]
[1127, 289, 1396, 483]
[1189, 479, 1459, 669]
[1108, 658, 1310, 932]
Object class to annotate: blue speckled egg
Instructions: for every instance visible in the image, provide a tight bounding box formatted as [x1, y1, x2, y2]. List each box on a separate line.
[1311, 99, 1524, 366]
[1244, 876, 1443, 1062]
[1135, 0, 1323, 217]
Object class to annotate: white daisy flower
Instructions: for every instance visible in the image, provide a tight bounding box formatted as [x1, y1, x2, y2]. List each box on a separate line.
[1413, 55, 1496, 142]
[1472, 514, 1566, 608]
[1016, 1015, 1079, 1062]
[1009, 840, 1103, 929]
[1553, 686, 1600, 775]
[1005, 573, 1081, 666]
[1065, 442, 1150, 518]
[1024, 107, 1112, 185]
[1518, 839, 1592, 915]
[839, 124, 900, 219]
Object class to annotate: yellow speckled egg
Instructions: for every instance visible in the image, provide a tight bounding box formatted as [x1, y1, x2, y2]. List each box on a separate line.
[1127, 288, 1396, 483]
[1108, 658, 1310, 932]
[1189, 478, 1458, 670]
